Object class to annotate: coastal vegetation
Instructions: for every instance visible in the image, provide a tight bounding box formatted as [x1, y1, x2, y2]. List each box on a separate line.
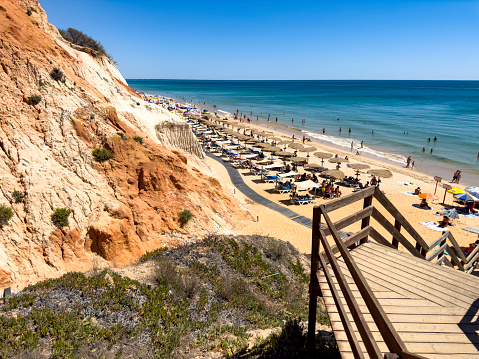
[51, 208, 71, 228]
[50, 67, 64, 81]
[27, 95, 41, 105]
[0, 235, 336, 358]
[58, 28, 114, 61]
[178, 209, 193, 226]
[11, 190, 24, 204]
[133, 135, 143, 144]
[0, 205, 13, 227]
[92, 147, 114, 162]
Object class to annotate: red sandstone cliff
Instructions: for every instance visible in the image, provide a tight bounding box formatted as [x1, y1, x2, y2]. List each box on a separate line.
[0, 0, 248, 290]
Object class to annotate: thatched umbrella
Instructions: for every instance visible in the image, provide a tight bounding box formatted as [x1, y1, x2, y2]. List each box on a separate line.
[262, 146, 283, 153]
[301, 146, 317, 153]
[245, 138, 258, 144]
[368, 169, 393, 178]
[305, 164, 325, 171]
[290, 157, 309, 163]
[276, 151, 294, 158]
[255, 143, 270, 148]
[313, 151, 333, 166]
[277, 140, 293, 145]
[329, 157, 348, 163]
[348, 163, 370, 170]
[288, 143, 306, 150]
[322, 169, 345, 179]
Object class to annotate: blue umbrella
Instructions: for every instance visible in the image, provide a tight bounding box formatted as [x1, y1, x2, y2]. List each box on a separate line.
[454, 193, 479, 202]
[466, 186, 479, 198]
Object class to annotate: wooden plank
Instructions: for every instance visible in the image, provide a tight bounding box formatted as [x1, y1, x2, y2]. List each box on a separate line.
[464, 252, 479, 271]
[319, 253, 366, 359]
[330, 311, 479, 325]
[322, 205, 374, 237]
[369, 227, 396, 249]
[427, 231, 449, 253]
[360, 195, 373, 244]
[426, 243, 447, 261]
[308, 208, 321, 345]
[392, 219, 401, 249]
[358, 243, 479, 295]
[466, 244, 479, 263]
[371, 207, 423, 258]
[373, 188, 429, 253]
[442, 257, 454, 268]
[319, 207, 408, 356]
[353, 245, 479, 304]
[333, 330, 479, 344]
[318, 228, 383, 359]
[321, 186, 376, 213]
[348, 251, 479, 310]
[328, 226, 371, 256]
[446, 231, 467, 264]
[444, 243, 464, 271]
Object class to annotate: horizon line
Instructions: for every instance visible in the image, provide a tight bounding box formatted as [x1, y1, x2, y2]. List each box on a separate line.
[126, 78, 479, 82]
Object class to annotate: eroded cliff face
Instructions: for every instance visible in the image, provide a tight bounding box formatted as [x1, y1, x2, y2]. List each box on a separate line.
[0, 0, 248, 290]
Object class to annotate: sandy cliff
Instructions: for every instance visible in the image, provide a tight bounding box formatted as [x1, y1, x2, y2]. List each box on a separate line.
[0, 0, 248, 290]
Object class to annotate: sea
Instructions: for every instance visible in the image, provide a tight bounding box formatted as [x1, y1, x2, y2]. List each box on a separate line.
[127, 80, 479, 186]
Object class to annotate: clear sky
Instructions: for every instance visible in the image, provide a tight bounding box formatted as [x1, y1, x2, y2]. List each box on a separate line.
[40, 0, 479, 80]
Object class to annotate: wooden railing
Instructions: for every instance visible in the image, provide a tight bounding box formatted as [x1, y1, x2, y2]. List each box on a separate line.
[426, 230, 479, 273]
[308, 187, 431, 359]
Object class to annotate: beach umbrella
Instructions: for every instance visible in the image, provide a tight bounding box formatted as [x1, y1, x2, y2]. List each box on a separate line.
[454, 193, 479, 202]
[255, 143, 270, 148]
[367, 169, 393, 178]
[301, 146, 317, 153]
[305, 164, 325, 171]
[466, 187, 479, 198]
[245, 138, 258, 144]
[329, 157, 348, 163]
[262, 146, 282, 153]
[276, 151, 294, 158]
[277, 140, 293, 145]
[348, 163, 370, 170]
[443, 208, 459, 220]
[419, 193, 439, 201]
[447, 188, 464, 195]
[321, 169, 345, 179]
[314, 152, 333, 159]
[288, 143, 306, 150]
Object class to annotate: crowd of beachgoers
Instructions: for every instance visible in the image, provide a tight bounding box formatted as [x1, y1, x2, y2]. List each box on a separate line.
[138, 92, 479, 258]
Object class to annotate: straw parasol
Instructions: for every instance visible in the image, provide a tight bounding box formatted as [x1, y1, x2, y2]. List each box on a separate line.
[368, 169, 393, 178]
[262, 146, 283, 152]
[276, 151, 294, 158]
[301, 146, 317, 153]
[305, 164, 325, 171]
[321, 169, 345, 179]
[277, 140, 293, 146]
[290, 157, 308, 163]
[348, 163, 370, 170]
[245, 138, 258, 144]
[255, 143, 270, 148]
[314, 152, 333, 159]
[288, 143, 306, 150]
[329, 157, 349, 163]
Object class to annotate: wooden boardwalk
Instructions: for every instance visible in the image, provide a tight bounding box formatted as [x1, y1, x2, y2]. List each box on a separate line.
[319, 241, 479, 359]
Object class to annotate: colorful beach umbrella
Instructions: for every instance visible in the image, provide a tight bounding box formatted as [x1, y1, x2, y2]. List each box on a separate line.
[447, 188, 464, 194]
[443, 208, 459, 219]
[418, 193, 439, 200]
[466, 187, 479, 198]
[454, 193, 479, 202]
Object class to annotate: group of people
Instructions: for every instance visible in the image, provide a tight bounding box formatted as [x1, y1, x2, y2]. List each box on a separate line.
[317, 181, 342, 199]
[406, 156, 415, 169]
[452, 170, 462, 183]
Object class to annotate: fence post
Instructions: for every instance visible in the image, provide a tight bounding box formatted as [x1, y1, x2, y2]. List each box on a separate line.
[308, 207, 322, 347]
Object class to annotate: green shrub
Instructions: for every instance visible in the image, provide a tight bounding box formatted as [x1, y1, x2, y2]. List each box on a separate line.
[51, 208, 71, 228]
[12, 190, 25, 203]
[117, 132, 127, 140]
[178, 209, 193, 226]
[27, 95, 41, 105]
[0, 205, 13, 227]
[58, 28, 114, 61]
[26, 9, 32, 16]
[92, 148, 114, 162]
[133, 136, 143, 144]
[50, 68, 63, 81]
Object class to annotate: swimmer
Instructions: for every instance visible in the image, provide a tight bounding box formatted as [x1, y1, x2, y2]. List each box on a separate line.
[422, 147, 425, 153]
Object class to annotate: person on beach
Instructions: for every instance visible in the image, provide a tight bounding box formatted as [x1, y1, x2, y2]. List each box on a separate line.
[428, 138, 431, 142]
[351, 142, 354, 151]
[371, 176, 378, 186]
[422, 147, 426, 153]
[345, 156, 349, 161]
[361, 141, 364, 148]
[302, 135, 305, 143]
[411, 161, 415, 170]
[456, 171, 462, 183]
[356, 151, 361, 155]
[452, 170, 458, 183]
[414, 187, 421, 195]
[406, 156, 412, 168]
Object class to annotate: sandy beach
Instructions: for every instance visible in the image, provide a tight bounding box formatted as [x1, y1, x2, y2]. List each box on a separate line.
[201, 116, 479, 255]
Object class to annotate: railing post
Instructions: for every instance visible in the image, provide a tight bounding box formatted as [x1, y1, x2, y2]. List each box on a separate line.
[392, 219, 401, 248]
[308, 207, 322, 348]
[359, 195, 373, 244]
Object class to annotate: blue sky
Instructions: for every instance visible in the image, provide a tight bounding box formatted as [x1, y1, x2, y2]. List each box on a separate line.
[41, 0, 479, 80]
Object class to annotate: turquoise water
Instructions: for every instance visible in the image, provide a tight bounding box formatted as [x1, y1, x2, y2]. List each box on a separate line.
[127, 80, 479, 185]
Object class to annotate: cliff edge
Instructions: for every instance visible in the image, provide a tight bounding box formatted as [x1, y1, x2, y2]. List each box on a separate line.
[0, 0, 248, 291]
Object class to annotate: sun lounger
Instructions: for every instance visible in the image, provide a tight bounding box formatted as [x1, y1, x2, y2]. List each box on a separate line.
[275, 187, 293, 194]
[263, 175, 279, 183]
[293, 197, 316, 205]
[462, 227, 479, 235]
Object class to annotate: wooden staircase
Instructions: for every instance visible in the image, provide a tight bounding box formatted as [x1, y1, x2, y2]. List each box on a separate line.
[308, 187, 479, 359]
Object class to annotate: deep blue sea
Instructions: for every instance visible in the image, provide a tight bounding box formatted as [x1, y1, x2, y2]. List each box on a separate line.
[127, 80, 479, 186]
